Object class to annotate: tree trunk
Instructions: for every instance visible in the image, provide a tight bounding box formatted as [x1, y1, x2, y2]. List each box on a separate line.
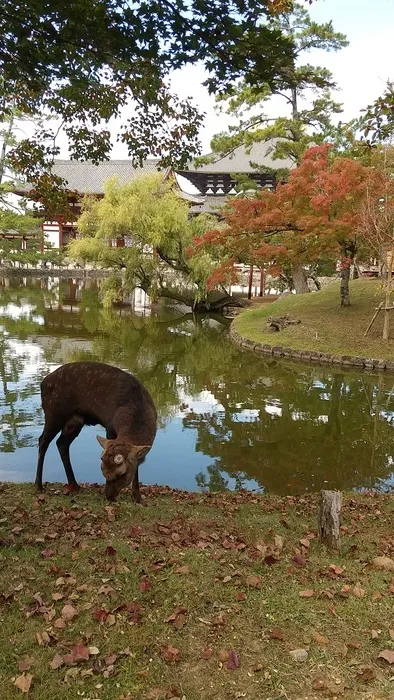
[292, 263, 309, 294]
[340, 259, 351, 307]
[318, 490, 342, 551]
[158, 288, 244, 313]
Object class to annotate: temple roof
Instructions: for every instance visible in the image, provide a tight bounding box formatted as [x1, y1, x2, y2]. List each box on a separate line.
[183, 140, 294, 174]
[15, 159, 165, 195]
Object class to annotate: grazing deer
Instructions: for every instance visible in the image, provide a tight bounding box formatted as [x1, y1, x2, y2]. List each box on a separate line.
[35, 362, 157, 501]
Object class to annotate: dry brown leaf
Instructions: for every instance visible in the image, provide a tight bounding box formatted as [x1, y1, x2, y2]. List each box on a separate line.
[245, 575, 261, 589]
[160, 645, 180, 663]
[218, 650, 230, 662]
[352, 585, 366, 598]
[329, 564, 345, 575]
[175, 565, 190, 575]
[299, 538, 310, 549]
[49, 654, 64, 670]
[312, 631, 329, 645]
[274, 534, 284, 552]
[299, 589, 314, 598]
[53, 617, 66, 629]
[378, 648, 394, 664]
[61, 604, 78, 622]
[357, 666, 376, 682]
[270, 627, 285, 641]
[201, 647, 213, 660]
[36, 631, 50, 646]
[17, 658, 33, 672]
[14, 674, 33, 693]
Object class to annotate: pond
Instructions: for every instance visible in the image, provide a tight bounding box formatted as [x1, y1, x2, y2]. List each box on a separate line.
[1, 276, 394, 495]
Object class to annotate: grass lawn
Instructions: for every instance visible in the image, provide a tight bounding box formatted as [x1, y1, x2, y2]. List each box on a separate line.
[2, 484, 394, 699]
[233, 279, 394, 360]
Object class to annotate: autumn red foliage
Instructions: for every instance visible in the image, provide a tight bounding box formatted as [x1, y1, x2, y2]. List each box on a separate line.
[194, 145, 385, 306]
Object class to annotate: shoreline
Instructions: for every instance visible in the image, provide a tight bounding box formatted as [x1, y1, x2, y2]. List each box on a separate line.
[229, 322, 394, 372]
[0, 267, 110, 278]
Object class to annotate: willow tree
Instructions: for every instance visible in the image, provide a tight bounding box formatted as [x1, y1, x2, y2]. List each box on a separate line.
[68, 174, 240, 312]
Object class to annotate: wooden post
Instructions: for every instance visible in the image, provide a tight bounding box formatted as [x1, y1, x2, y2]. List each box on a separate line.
[248, 264, 254, 300]
[364, 301, 383, 336]
[318, 490, 342, 551]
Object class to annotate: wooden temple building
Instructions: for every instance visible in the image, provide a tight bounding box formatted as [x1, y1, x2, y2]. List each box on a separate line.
[14, 141, 293, 249]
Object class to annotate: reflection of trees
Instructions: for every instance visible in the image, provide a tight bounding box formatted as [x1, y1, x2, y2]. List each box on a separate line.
[1, 277, 394, 495]
[184, 368, 394, 494]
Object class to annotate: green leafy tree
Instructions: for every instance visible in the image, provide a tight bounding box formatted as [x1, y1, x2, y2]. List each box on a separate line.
[0, 209, 45, 267]
[68, 174, 240, 312]
[208, 3, 347, 169]
[1, 0, 299, 206]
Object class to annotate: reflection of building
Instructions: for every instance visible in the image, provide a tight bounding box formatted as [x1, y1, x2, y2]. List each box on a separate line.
[15, 141, 292, 249]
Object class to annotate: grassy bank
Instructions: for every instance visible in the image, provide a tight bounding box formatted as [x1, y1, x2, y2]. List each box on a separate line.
[233, 279, 394, 360]
[2, 484, 394, 699]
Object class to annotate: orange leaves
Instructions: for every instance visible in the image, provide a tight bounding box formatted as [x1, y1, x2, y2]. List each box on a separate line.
[191, 144, 379, 280]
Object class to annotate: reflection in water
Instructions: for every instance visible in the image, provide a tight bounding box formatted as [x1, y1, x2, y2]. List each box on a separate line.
[1, 276, 394, 494]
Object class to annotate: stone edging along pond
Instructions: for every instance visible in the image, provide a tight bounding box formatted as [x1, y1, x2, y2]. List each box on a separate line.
[229, 323, 394, 373]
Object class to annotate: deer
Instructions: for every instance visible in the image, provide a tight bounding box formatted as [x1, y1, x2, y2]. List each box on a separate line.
[35, 361, 157, 502]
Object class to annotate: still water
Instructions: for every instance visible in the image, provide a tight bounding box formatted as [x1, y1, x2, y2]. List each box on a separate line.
[1, 277, 394, 494]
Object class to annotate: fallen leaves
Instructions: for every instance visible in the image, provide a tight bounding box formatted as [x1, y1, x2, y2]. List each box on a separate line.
[17, 658, 33, 672]
[50, 643, 94, 670]
[356, 666, 376, 682]
[217, 649, 240, 670]
[139, 578, 152, 592]
[299, 589, 314, 598]
[378, 649, 394, 664]
[61, 604, 78, 622]
[270, 627, 285, 641]
[164, 607, 187, 629]
[245, 575, 261, 589]
[312, 630, 329, 645]
[160, 644, 181, 663]
[50, 654, 64, 670]
[14, 674, 33, 693]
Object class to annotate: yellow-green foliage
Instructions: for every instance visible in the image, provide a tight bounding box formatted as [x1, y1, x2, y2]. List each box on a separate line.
[68, 174, 218, 305]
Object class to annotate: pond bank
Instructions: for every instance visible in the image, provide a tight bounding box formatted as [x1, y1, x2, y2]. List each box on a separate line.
[1, 483, 394, 700]
[231, 278, 394, 371]
[0, 267, 109, 278]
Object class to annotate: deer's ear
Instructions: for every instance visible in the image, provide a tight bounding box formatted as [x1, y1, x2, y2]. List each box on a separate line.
[96, 435, 109, 450]
[132, 445, 151, 460]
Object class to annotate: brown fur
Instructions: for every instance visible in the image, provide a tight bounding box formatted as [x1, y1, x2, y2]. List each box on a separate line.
[35, 361, 157, 501]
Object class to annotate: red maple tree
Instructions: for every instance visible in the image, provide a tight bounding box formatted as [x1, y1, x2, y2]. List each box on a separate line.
[195, 145, 377, 306]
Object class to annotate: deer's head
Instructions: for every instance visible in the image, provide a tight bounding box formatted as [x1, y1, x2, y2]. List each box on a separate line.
[96, 436, 150, 501]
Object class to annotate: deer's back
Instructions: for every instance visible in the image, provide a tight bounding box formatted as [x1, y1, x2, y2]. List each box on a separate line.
[40, 362, 156, 433]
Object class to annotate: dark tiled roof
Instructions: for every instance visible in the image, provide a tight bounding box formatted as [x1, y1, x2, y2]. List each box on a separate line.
[17, 159, 164, 195]
[185, 139, 294, 173]
[52, 158, 164, 193]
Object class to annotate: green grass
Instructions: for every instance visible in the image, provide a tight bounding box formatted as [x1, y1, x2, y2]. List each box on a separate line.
[233, 278, 394, 360]
[2, 484, 394, 699]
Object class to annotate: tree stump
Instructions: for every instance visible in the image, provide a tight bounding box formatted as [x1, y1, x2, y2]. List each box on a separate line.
[318, 490, 342, 551]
